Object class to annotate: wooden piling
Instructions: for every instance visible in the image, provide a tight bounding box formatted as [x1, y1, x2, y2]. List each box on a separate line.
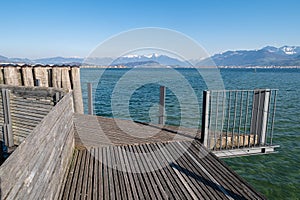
[52, 67, 62, 88]
[61, 67, 72, 91]
[71, 67, 83, 114]
[21, 66, 34, 86]
[0, 66, 4, 84]
[0, 64, 83, 114]
[34, 66, 49, 87]
[4, 66, 21, 86]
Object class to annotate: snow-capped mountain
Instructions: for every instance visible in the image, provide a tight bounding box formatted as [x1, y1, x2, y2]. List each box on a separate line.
[197, 45, 300, 66]
[111, 53, 189, 67]
[1, 45, 300, 66]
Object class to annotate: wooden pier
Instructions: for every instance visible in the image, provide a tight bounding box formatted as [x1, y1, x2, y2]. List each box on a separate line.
[60, 114, 266, 199]
[0, 63, 274, 200]
[0, 91, 267, 199]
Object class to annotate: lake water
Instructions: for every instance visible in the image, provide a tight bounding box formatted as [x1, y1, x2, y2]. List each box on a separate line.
[81, 68, 300, 199]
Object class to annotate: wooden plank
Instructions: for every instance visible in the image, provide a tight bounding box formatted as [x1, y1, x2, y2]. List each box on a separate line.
[98, 147, 104, 200]
[135, 144, 164, 200]
[187, 141, 263, 199]
[112, 146, 129, 200]
[155, 142, 198, 200]
[102, 146, 109, 200]
[122, 145, 145, 199]
[75, 149, 87, 200]
[61, 150, 79, 199]
[109, 145, 122, 200]
[117, 146, 137, 200]
[69, 149, 84, 199]
[81, 149, 91, 200]
[168, 142, 221, 199]
[87, 148, 95, 200]
[92, 148, 99, 200]
[139, 143, 173, 199]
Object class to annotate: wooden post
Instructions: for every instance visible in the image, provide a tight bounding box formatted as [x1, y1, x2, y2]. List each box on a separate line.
[61, 67, 71, 91]
[158, 86, 165, 125]
[4, 66, 20, 86]
[52, 67, 62, 88]
[0, 66, 4, 84]
[54, 92, 60, 105]
[34, 67, 49, 87]
[2, 89, 14, 148]
[71, 67, 84, 114]
[201, 90, 210, 148]
[21, 66, 34, 86]
[88, 83, 93, 115]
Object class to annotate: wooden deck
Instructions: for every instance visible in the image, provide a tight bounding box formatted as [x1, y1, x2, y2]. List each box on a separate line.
[58, 114, 266, 199]
[73, 114, 200, 149]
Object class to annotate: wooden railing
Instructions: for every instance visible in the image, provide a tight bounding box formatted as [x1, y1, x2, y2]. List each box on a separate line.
[0, 92, 74, 199]
[0, 85, 66, 148]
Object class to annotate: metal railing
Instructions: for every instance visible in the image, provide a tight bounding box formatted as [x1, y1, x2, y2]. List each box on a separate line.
[201, 89, 278, 152]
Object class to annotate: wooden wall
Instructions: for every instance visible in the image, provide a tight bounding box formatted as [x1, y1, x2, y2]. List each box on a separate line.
[0, 64, 83, 114]
[0, 92, 75, 199]
[0, 85, 66, 146]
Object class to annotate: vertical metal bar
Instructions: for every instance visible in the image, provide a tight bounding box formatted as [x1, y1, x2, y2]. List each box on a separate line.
[244, 90, 250, 147]
[260, 89, 270, 145]
[237, 91, 244, 148]
[265, 90, 272, 145]
[248, 91, 255, 148]
[225, 91, 231, 149]
[270, 90, 277, 145]
[231, 91, 238, 149]
[201, 90, 210, 148]
[254, 90, 261, 147]
[214, 91, 220, 150]
[88, 82, 93, 115]
[208, 91, 213, 149]
[158, 86, 166, 125]
[219, 91, 226, 150]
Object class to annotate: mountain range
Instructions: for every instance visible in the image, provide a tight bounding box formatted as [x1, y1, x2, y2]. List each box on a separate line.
[1, 46, 300, 67]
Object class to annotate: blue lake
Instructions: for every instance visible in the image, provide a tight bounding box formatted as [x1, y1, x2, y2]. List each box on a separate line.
[81, 68, 300, 199]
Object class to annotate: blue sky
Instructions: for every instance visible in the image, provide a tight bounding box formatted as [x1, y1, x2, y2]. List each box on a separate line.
[1, 0, 300, 59]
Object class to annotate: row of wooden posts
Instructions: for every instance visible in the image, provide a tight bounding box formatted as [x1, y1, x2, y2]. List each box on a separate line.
[0, 65, 83, 113]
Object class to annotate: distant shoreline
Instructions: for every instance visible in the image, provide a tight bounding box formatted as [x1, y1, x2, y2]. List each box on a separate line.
[1, 64, 300, 69]
[80, 65, 300, 69]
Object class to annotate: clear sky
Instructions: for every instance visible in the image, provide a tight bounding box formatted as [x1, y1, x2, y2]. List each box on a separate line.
[1, 0, 300, 59]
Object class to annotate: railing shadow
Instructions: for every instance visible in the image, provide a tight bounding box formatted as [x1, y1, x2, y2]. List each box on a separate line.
[134, 121, 201, 141]
[170, 163, 247, 200]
